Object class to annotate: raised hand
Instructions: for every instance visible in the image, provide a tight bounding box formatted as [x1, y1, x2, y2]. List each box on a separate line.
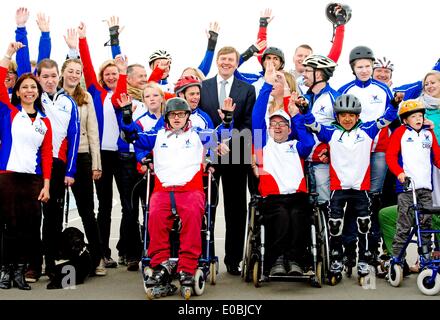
[206, 21, 220, 38]
[36, 13, 50, 32]
[77, 21, 87, 39]
[218, 97, 236, 123]
[64, 28, 78, 50]
[116, 93, 132, 108]
[6, 41, 26, 57]
[114, 54, 128, 74]
[105, 16, 125, 34]
[260, 8, 274, 26]
[16, 7, 29, 27]
[255, 39, 267, 54]
[264, 61, 276, 84]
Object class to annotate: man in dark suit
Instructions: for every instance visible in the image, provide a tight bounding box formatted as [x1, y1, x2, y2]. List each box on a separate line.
[199, 46, 256, 275]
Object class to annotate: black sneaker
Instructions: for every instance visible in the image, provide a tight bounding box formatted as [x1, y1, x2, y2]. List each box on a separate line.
[127, 260, 139, 271]
[104, 257, 118, 268]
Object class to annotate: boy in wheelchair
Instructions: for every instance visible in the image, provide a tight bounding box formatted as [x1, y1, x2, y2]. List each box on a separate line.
[385, 100, 440, 270]
[119, 96, 234, 298]
[252, 84, 314, 276]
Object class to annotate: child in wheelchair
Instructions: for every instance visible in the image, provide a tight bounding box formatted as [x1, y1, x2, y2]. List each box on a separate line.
[119, 96, 234, 299]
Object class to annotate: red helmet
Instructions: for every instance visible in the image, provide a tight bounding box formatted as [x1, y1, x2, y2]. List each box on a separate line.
[174, 75, 202, 95]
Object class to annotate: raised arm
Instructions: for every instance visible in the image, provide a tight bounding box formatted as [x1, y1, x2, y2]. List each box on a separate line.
[327, 4, 350, 63]
[36, 12, 51, 62]
[104, 16, 123, 58]
[15, 7, 31, 76]
[198, 21, 220, 76]
[111, 54, 128, 108]
[256, 8, 272, 64]
[77, 22, 102, 91]
[0, 42, 25, 104]
[64, 28, 80, 59]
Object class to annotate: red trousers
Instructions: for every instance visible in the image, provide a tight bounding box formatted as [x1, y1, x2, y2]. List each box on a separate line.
[148, 190, 205, 274]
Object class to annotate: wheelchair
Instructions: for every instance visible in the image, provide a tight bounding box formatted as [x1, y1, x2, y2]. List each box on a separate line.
[387, 177, 440, 295]
[140, 168, 218, 300]
[241, 192, 330, 288]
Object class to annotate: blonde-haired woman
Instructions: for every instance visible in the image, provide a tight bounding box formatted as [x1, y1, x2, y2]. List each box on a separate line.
[59, 58, 106, 276]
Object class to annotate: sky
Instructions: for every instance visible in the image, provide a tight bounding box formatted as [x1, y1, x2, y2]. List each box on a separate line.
[1, 0, 439, 89]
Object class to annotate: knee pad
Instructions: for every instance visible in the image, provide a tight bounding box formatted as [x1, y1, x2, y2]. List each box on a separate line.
[357, 216, 371, 234]
[328, 218, 343, 237]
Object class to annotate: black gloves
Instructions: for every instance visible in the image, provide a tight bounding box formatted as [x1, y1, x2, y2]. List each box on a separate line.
[104, 25, 119, 47]
[207, 30, 218, 51]
[121, 103, 133, 125]
[259, 17, 269, 28]
[241, 44, 259, 62]
[221, 109, 234, 128]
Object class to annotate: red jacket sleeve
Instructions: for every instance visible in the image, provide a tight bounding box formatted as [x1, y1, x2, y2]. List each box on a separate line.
[327, 25, 344, 63]
[79, 37, 103, 91]
[111, 74, 127, 108]
[257, 26, 267, 65]
[430, 129, 440, 168]
[148, 66, 165, 83]
[386, 125, 406, 177]
[41, 117, 53, 180]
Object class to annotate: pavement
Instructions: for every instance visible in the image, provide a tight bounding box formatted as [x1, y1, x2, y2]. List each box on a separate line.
[0, 183, 438, 304]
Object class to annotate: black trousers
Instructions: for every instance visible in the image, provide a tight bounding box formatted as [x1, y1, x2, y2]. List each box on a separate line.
[114, 152, 142, 262]
[94, 150, 118, 259]
[212, 164, 249, 266]
[0, 173, 43, 265]
[260, 193, 310, 268]
[71, 152, 104, 268]
[42, 158, 67, 269]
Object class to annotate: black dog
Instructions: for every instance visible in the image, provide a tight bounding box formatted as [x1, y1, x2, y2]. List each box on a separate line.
[47, 227, 92, 289]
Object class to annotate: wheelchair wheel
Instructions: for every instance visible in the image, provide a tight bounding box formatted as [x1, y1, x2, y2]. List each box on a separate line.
[417, 269, 440, 296]
[388, 263, 403, 287]
[242, 203, 257, 282]
[193, 269, 206, 296]
[316, 261, 324, 287]
[318, 208, 330, 278]
[142, 267, 153, 294]
[252, 261, 261, 288]
[209, 261, 217, 285]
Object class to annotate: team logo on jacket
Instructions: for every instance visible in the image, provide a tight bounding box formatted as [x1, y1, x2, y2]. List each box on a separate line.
[406, 137, 414, 143]
[370, 95, 383, 104]
[58, 105, 69, 113]
[34, 123, 46, 135]
[185, 139, 193, 148]
[354, 134, 365, 144]
[422, 134, 432, 149]
[286, 143, 297, 153]
[160, 143, 168, 148]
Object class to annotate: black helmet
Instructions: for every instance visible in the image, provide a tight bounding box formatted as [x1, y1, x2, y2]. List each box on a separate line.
[302, 55, 337, 79]
[326, 3, 352, 26]
[261, 47, 285, 69]
[334, 94, 362, 115]
[349, 46, 375, 65]
[164, 97, 191, 116]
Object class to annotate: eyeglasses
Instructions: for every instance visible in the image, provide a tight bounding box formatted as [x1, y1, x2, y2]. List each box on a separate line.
[303, 69, 314, 74]
[269, 121, 289, 128]
[168, 111, 188, 119]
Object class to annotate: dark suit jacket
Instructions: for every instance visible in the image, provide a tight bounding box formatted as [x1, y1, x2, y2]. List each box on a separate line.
[199, 75, 256, 164]
[199, 75, 256, 131]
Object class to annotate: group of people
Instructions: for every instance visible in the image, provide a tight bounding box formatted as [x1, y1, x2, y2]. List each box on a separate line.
[0, 3, 439, 296]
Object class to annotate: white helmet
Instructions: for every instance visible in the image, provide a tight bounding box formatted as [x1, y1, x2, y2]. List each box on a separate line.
[148, 49, 172, 66]
[373, 57, 394, 72]
[302, 54, 337, 79]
